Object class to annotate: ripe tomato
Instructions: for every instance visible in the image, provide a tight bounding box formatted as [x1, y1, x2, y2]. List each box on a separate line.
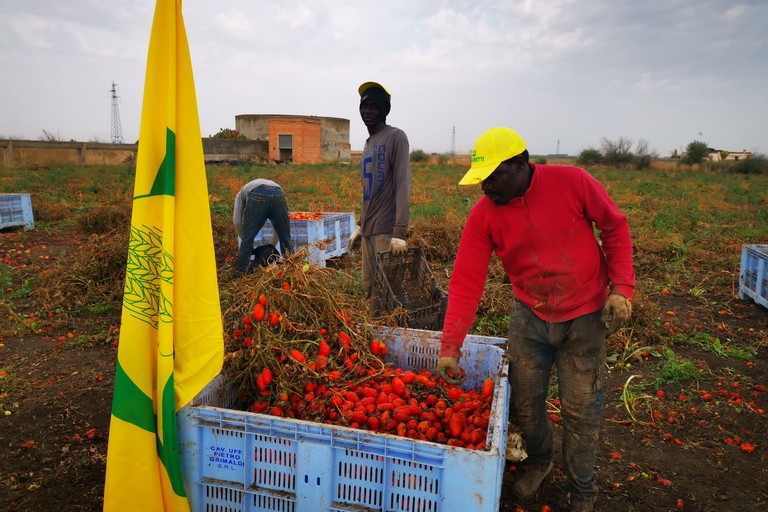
[482, 378, 494, 398]
[447, 387, 463, 401]
[391, 377, 406, 396]
[289, 349, 306, 363]
[393, 406, 412, 422]
[449, 413, 464, 438]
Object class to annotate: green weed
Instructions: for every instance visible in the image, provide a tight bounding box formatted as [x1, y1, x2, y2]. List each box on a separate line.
[474, 313, 508, 337]
[683, 332, 754, 360]
[654, 349, 708, 386]
[11, 280, 34, 300]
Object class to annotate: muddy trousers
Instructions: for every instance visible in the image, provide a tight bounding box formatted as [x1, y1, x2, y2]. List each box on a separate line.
[506, 300, 606, 500]
[361, 234, 392, 317]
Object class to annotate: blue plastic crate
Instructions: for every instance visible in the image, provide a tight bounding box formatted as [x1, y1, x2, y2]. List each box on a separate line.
[177, 327, 509, 512]
[244, 212, 355, 268]
[739, 244, 768, 308]
[0, 193, 34, 230]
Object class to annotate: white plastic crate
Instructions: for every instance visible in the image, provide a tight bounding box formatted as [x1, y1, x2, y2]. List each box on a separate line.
[0, 193, 34, 230]
[739, 244, 768, 308]
[177, 327, 509, 512]
[245, 212, 355, 268]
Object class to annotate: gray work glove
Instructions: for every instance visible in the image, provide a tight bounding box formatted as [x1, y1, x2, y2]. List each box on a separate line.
[348, 224, 361, 251]
[437, 356, 464, 385]
[390, 237, 407, 255]
[601, 293, 632, 335]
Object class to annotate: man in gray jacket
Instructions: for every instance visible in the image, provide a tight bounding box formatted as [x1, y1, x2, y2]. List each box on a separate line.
[349, 81, 411, 316]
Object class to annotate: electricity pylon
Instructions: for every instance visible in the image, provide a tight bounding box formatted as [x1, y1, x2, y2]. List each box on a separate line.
[110, 82, 124, 144]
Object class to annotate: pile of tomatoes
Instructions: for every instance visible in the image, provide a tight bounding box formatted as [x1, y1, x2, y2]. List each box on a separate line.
[249, 363, 495, 449]
[288, 212, 323, 220]
[227, 287, 496, 450]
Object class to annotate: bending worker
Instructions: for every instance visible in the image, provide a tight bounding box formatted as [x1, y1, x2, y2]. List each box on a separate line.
[232, 178, 293, 277]
[436, 127, 635, 512]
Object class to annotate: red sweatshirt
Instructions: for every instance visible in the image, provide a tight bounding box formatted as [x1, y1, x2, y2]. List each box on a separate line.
[440, 164, 635, 359]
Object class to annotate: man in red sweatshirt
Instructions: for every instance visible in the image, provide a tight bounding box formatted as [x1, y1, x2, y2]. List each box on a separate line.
[437, 127, 635, 512]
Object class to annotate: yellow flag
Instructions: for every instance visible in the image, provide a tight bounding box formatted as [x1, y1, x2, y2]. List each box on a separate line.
[103, 1, 223, 510]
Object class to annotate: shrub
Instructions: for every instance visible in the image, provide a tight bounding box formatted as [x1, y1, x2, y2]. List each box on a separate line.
[601, 137, 634, 168]
[410, 149, 429, 162]
[729, 154, 768, 175]
[634, 139, 658, 170]
[635, 154, 653, 170]
[577, 148, 603, 166]
[212, 128, 246, 140]
[533, 157, 547, 165]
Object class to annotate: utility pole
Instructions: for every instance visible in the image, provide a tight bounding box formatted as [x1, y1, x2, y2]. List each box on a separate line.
[451, 126, 456, 156]
[110, 82, 124, 144]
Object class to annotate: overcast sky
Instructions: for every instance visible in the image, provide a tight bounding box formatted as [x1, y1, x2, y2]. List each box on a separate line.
[1, 0, 766, 157]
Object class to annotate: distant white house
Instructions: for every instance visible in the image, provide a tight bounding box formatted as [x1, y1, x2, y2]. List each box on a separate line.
[707, 150, 753, 162]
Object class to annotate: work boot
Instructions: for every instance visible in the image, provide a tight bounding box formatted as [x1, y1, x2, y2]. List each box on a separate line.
[569, 494, 597, 512]
[511, 460, 553, 498]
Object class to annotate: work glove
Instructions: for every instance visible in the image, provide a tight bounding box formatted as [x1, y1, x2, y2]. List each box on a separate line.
[601, 293, 632, 335]
[437, 356, 464, 385]
[390, 237, 407, 255]
[348, 224, 361, 251]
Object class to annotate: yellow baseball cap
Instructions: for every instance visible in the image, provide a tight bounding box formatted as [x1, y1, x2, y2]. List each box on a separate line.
[459, 127, 527, 185]
[358, 81, 391, 97]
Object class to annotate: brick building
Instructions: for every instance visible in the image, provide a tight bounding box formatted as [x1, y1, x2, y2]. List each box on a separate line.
[235, 114, 350, 164]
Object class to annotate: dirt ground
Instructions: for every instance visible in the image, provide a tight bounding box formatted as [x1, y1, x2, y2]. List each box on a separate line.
[1, 227, 766, 512]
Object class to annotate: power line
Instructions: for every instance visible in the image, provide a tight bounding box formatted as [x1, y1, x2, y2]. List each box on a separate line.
[110, 82, 124, 144]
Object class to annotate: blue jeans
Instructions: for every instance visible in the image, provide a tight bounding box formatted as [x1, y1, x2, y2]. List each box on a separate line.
[235, 186, 293, 274]
[506, 300, 606, 499]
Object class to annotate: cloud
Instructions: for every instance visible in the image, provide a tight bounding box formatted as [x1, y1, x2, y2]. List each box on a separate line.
[0, 0, 765, 156]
